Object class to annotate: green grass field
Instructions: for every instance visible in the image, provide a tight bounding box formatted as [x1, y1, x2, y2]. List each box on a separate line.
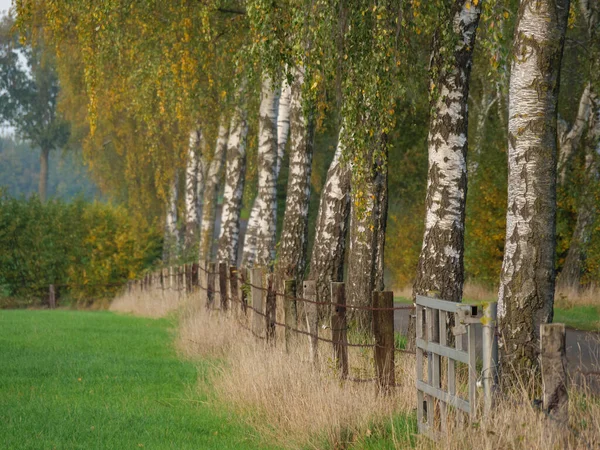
[0, 310, 272, 449]
[395, 296, 600, 332]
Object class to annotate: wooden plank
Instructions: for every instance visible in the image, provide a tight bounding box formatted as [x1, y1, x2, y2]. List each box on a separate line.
[425, 307, 434, 427]
[229, 266, 239, 310]
[416, 339, 469, 364]
[251, 268, 264, 337]
[416, 295, 462, 312]
[49, 285, 56, 309]
[206, 262, 216, 309]
[331, 282, 348, 379]
[416, 304, 424, 426]
[265, 273, 276, 343]
[373, 291, 395, 392]
[303, 280, 319, 365]
[284, 280, 297, 352]
[467, 322, 476, 420]
[417, 380, 470, 413]
[438, 309, 448, 431]
[219, 262, 228, 311]
[541, 323, 568, 425]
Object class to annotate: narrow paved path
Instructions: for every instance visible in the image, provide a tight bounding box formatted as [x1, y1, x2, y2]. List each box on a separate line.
[394, 306, 600, 390]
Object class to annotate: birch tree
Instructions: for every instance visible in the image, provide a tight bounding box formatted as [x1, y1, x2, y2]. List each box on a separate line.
[275, 66, 315, 288]
[242, 75, 280, 267]
[307, 129, 351, 316]
[346, 140, 388, 331]
[412, 0, 481, 304]
[498, 0, 570, 373]
[163, 174, 179, 264]
[184, 129, 203, 253]
[218, 102, 249, 265]
[198, 121, 228, 261]
[277, 79, 292, 177]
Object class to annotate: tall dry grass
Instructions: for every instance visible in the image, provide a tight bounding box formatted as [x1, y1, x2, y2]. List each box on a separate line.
[115, 285, 600, 449]
[109, 288, 182, 318]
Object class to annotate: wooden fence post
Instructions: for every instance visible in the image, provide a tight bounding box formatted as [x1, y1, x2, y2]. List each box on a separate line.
[373, 291, 395, 392]
[251, 267, 264, 337]
[49, 284, 56, 309]
[284, 279, 297, 352]
[169, 266, 174, 290]
[541, 323, 568, 425]
[206, 262, 216, 309]
[482, 302, 498, 415]
[229, 266, 239, 310]
[240, 268, 249, 315]
[303, 280, 319, 364]
[331, 282, 348, 379]
[192, 263, 199, 291]
[219, 262, 228, 311]
[266, 273, 276, 342]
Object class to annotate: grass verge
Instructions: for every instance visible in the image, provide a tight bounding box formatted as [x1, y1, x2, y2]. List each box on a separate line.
[0, 309, 272, 449]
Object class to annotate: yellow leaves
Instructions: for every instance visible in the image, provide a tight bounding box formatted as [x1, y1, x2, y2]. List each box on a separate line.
[503, 11, 509, 19]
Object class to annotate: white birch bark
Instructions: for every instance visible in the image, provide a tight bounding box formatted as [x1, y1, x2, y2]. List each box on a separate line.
[242, 75, 281, 267]
[276, 79, 292, 179]
[557, 83, 593, 183]
[275, 66, 315, 289]
[307, 128, 351, 317]
[218, 103, 249, 265]
[412, 0, 481, 304]
[346, 137, 388, 331]
[163, 173, 179, 264]
[497, 0, 569, 371]
[184, 130, 201, 250]
[198, 121, 228, 261]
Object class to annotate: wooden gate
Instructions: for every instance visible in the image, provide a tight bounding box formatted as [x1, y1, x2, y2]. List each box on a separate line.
[415, 295, 497, 439]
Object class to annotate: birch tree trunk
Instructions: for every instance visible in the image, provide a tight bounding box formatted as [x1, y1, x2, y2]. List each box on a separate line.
[218, 103, 249, 265]
[198, 122, 228, 261]
[558, 94, 600, 289]
[557, 83, 593, 183]
[498, 0, 569, 373]
[242, 75, 280, 267]
[557, 1, 599, 290]
[276, 79, 292, 178]
[307, 128, 351, 318]
[346, 140, 388, 332]
[412, 0, 481, 306]
[275, 66, 315, 290]
[184, 130, 202, 252]
[163, 173, 179, 264]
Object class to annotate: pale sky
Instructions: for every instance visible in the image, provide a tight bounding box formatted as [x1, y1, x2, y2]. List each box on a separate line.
[0, 0, 13, 16]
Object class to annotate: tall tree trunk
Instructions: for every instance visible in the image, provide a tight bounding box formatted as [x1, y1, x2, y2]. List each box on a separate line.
[557, 0, 599, 290]
[199, 122, 228, 261]
[412, 0, 480, 305]
[346, 138, 388, 332]
[498, 0, 569, 374]
[558, 93, 600, 289]
[184, 130, 202, 253]
[218, 103, 249, 265]
[307, 127, 351, 318]
[557, 83, 593, 183]
[276, 79, 292, 178]
[242, 75, 280, 267]
[276, 66, 315, 290]
[163, 173, 179, 264]
[38, 147, 50, 202]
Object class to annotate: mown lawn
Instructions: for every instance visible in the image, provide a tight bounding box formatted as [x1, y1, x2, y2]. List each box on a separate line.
[0, 310, 272, 449]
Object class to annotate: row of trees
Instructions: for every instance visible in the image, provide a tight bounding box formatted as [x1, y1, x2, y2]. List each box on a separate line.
[13, 0, 600, 377]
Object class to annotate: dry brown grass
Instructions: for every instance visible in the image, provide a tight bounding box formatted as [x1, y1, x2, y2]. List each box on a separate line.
[177, 294, 417, 448]
[109, 288, 182, 318]
[116, 286, 600, 449]
[555, 285, 600, 310]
